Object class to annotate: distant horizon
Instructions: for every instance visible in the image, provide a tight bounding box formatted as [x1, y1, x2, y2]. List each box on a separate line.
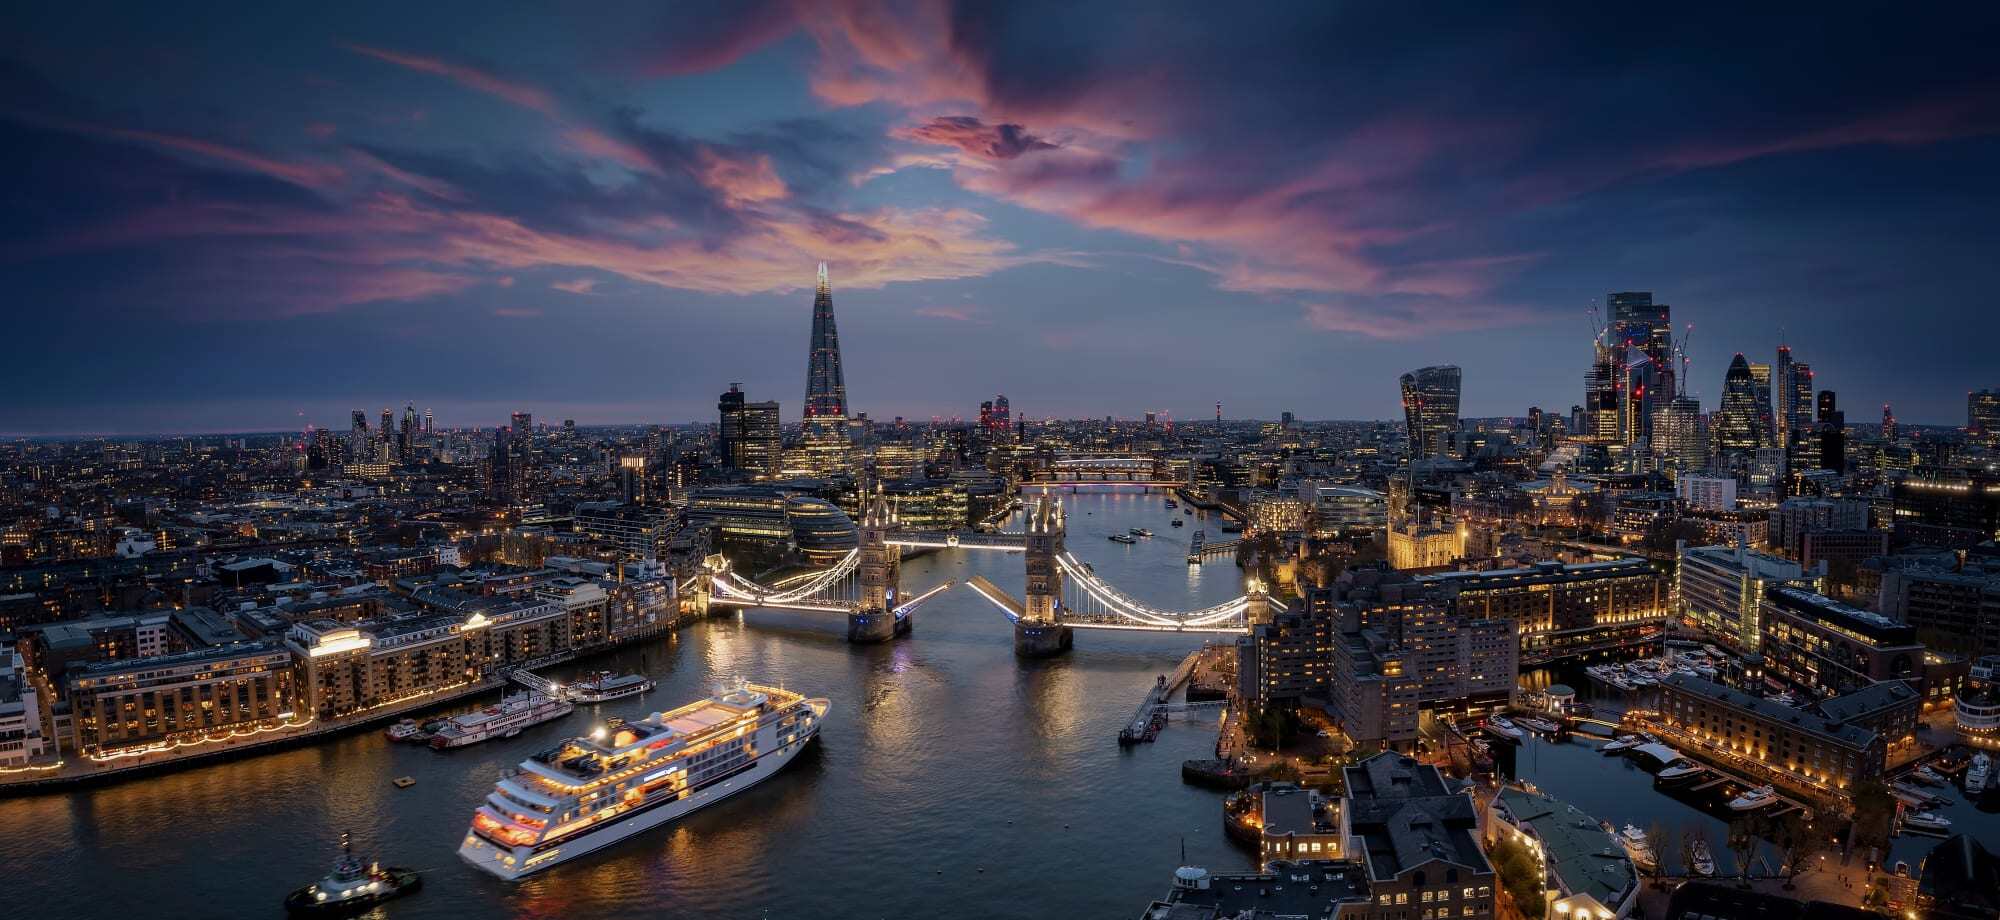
[2, 412, 1964, 443]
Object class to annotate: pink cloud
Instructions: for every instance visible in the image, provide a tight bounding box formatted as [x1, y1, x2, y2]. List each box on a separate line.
[492, 307, 542, 318]
[341, 43, 559, 115]
[66, 122, 346, 189]
[305, 122, 337, 139]
[914, 304, 987, 323]
[698, 148, 787, 203]
[550, 278, 598, 294]
[1301, 300, 1541, 340]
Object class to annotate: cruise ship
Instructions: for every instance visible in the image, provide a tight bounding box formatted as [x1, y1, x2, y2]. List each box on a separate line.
[458, 682, 829, 880]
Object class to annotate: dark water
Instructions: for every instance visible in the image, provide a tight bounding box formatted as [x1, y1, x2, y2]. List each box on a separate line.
[2, 489, 1256, 919]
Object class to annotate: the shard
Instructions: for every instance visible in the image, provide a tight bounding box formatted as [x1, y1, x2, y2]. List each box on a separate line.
[803, 262, 848, 438]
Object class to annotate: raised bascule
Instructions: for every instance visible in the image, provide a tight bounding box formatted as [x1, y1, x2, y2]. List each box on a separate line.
[704, 494, 1272, 658]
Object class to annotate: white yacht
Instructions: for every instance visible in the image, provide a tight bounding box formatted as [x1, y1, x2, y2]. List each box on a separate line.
[1602, 734, 1642, 753]
[1727, 785, 1780, 811]
[1656, 762, 1706, 784]
[459, 682, 828, 881]
[1965, 754, 1991, 793]
[1485, 717, 1525, 742]
[566, 672, 655, 704]
[1903, 811, 1952, 834]
[1618, 825, 1657, 870]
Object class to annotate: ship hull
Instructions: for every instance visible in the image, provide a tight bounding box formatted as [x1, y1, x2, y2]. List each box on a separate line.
[458, 704, 823, 880]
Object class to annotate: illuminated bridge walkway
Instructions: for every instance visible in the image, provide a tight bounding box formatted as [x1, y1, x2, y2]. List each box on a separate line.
[707, 495, 1268, 654]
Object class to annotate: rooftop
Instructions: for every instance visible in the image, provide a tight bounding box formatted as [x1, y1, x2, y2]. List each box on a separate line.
[1138, 861, 1370, 920]
[1660, 673, 1879, 749]
[1493, 787, 1636, 908]
[1342, 753, 1489, 882]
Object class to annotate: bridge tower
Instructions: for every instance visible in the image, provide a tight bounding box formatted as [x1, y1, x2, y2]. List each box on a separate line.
[848, 488, 905, 643]
[1015, 495, 1074, 657]
[1243, 577, 1274, 627]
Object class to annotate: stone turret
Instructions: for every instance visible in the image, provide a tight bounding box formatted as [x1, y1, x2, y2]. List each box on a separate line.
[1015, 495, 1074, 657]
[848, 487, 904, 643]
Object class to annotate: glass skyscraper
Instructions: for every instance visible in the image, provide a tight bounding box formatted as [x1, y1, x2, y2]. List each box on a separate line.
[1399, 365, 1462, 460]
[803, 262, 848, 439]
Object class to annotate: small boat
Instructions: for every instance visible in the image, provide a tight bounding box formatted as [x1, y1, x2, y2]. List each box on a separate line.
[384, 719, 423, 742]
[1485, 718, 1525, 742]
[1518, 717, 1561, 734]
[1129, 528, 1153, 538]
[1903, 811, 1952, 834]
[1619, 825, 1657, 870]
[1913, 766, 1947, 787]
[1165, 499, 1178, 508]
[1602, 734, 1642, 753]
[1109, 534, 1138, 544]
[1965, 754, 1991, 793]
[1170, 519, 1184, 527]
[284, 833, 421, 916]
[1656, 763, 1705, 784]
[1728, 785, 1780, 811]
[566, 671, 655, 703]
[1689, 839, 1716, 877]
[392, 776, 416, 789]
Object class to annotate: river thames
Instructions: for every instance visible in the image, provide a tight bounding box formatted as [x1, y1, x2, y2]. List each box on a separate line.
[0, 489, 1258, 919]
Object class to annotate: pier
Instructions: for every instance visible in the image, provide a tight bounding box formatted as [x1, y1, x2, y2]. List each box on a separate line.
[1184, 529, 1241, 564]
[1118, 647, 1226, 744]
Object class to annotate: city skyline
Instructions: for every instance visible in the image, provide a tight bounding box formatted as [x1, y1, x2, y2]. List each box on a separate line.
[5, 4, 2000, 433]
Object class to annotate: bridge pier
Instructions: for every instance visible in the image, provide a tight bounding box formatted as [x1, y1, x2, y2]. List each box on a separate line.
[847, 610, 899, 643]
[1013, 621, 1072, 657]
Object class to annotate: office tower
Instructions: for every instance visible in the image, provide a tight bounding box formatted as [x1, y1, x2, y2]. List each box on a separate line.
[487, 426, 515, 504]
[1653, 395, 1704, 478]
[1972, 389, 2000, 448]
[1714, 354, 1762, 458]
[1215, 402, 1222, 422]
[423, 407, 433, 433]
[717, 385, 781, 476]
[398, 404, 415, 462]
[1585, 338, 1622, 442]
[1608, 292, 1672, 362]
[1789, 361, 1813, 445]
[618, 454, 648, 505]
[1747, 362, 1775, 448]
[1398, 365, 1461, 460]
[1816, 390, 1845, 474]
[978, 400, 993, 433]
[1569, 405, 1585, 434]
[1882, 404, 1897, 441]
[349, 410, 368, 463]
[803, 262, 848, 439]
[1774, 346, 1797, 448]
[1281, 409, 1296, 429]
[1143, 410, 1157, 427]
[510, 412, 533, 453]
[993, 394, 1010, 430]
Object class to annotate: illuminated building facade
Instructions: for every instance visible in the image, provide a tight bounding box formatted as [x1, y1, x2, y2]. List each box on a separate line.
[67, 643, 298, 755]
[1419, 559, 1667, 660]
[717, 384, 781, 477]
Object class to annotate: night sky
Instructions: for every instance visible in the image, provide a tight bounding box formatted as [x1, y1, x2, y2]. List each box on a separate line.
[5, 3, 1998, 434]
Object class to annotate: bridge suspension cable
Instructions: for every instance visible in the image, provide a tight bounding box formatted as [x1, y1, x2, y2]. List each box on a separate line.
[1054, 553, 1248, 627]
[710, 548, 860, 605]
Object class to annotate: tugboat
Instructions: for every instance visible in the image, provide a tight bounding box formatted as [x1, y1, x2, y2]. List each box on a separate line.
[284, 833, 421, 916]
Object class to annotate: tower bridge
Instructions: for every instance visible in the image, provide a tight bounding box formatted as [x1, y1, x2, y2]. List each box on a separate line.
[705, 495, 1268, 657]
